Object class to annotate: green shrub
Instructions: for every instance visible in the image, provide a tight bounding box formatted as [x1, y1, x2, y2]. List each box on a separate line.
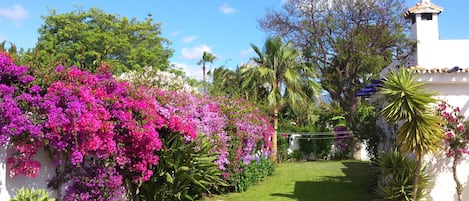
[372, 151, 431, 201]
[139, 134, 228, 201]
[10, 188, 55, 201]
[230, 157, 275, 192]
[277, 133, 289, 162]
[298, 134, 333, 160]
[288, 150, 302, 161]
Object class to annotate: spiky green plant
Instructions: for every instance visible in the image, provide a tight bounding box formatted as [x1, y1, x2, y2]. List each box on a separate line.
[379, 68, 443, 200]
[10, 188, 55, 201]
[373, 150, 431, 201]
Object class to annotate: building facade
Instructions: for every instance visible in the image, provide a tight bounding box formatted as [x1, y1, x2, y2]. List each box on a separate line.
[378, 1, 469, 200]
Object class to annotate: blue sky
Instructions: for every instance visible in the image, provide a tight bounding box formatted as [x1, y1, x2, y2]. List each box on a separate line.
[0, 0, 468, 80]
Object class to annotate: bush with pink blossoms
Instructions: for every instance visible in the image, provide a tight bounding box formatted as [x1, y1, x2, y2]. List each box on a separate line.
[216, 97, 273, 190]
[437, 101, 469, 201]
[153, 90, 231, 170]
[0, 52, 44, 178]
[42, 65, 197, 200]
[0, 51, 275, 199]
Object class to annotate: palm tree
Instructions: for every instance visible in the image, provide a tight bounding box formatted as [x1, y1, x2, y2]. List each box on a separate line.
[211, 67, 239, 97]
[244, 36, 320, 162]
[380, 68, 443, 201]
[198, 51, 216, 92]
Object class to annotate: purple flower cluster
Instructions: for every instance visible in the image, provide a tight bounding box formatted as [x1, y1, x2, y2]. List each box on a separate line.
[216, 97, 273, 180]
[0, 52, 43, 177]
[0, 52, 274, 199]
[154, 90, 231, 170]
[438, 101, 469, 157]
[333, 126, 349, 152]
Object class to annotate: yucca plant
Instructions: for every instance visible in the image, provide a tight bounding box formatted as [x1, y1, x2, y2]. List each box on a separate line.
[380, 68, 443, 200]
[139, 133, 228, 201]
[10, 188, 55, 201]
[372, 150, 431, 201]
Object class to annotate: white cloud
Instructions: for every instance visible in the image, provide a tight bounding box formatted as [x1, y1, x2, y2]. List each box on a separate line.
[0, 5, 27, 21]
[172, 62, 203, 81]
[181, 44, 212, 60]
[182, 35, 197, 44]
[219, 3, 237, 14]
[170, 31, 180, 37]
[240, 48, 254, 56]
[281, 0, 290, 5]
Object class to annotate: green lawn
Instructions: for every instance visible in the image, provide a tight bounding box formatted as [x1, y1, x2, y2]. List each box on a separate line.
[204, 160, 377, 201]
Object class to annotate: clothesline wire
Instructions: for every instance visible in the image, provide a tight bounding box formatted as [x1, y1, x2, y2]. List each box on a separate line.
[280, 131, 352, 136]
[293, 135, 352, 140]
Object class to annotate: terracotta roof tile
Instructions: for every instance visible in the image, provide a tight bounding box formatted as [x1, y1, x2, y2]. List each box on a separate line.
[404, 2, 443, 19]
[407, 66, 469, 74]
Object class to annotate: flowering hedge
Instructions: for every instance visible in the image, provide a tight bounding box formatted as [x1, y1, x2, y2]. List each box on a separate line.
[216, 97, 273, 184]
[0, 51, 43, 178]
[0, 52, 273, 199]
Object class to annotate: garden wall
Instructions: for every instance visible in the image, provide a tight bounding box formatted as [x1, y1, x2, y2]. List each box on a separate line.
[424, 154, 469, 201]
[0, 147, 58, 200]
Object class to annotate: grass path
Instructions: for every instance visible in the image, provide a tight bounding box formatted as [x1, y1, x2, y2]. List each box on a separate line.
[204, 160, 377, 201]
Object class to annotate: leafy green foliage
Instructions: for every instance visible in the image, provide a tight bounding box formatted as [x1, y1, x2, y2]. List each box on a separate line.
[298, 135, 333, 159]
[354, 104, 381, 158]
[244, 36, 321, 161]
[372, 151, 431, 201]
[277, 134, 290, 162]
[229, 158, 275, 192]
[312, 102, 345, 131]
[140, 134, 228, 201]
[259, 0, 412, 130]
[29, 7, 173, 74]
[10, 188, 55, 201]
[288, 150, 302, 161]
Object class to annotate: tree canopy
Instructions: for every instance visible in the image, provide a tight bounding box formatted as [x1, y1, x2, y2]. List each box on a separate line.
[242, 36, 320, 162]
[259, 0, 412, 128]
[31, 7, 173, 73]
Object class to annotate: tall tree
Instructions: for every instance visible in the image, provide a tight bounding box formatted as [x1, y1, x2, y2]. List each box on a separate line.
[259, 0, 412, 129]
[380, 68, 443, 201]
[31, 8, 173, 73]
[210, 67, 241, 98]
[244, 36, 320, 162]
[198, 51, 216, 92]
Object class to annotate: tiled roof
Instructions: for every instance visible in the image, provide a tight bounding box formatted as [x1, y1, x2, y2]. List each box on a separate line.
[404, 2, 443, 19]
[408, 66, 469, 74]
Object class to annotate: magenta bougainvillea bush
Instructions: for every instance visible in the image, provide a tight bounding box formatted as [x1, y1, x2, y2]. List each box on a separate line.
[153, 90, 273, 181]
[0, 52, 273, 200]
[0, 51, 43, 178]
[216, 97, 273, 181]
[437, 100, 469, 201]
[153, 90, 231, 170]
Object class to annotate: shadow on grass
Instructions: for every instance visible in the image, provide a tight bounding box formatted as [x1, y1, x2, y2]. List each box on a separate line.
[271, 161, 377, 201]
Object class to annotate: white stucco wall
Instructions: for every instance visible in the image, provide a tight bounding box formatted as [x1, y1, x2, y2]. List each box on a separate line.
[417, 40, 469, 69]
[421, 77, 469, 200]
[422, 81, 469, 201]
[425, 153, 469, 201]
[418, 74, 469, 119]
[0, 147, 57, 200]
[376, 72, 469, 201]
